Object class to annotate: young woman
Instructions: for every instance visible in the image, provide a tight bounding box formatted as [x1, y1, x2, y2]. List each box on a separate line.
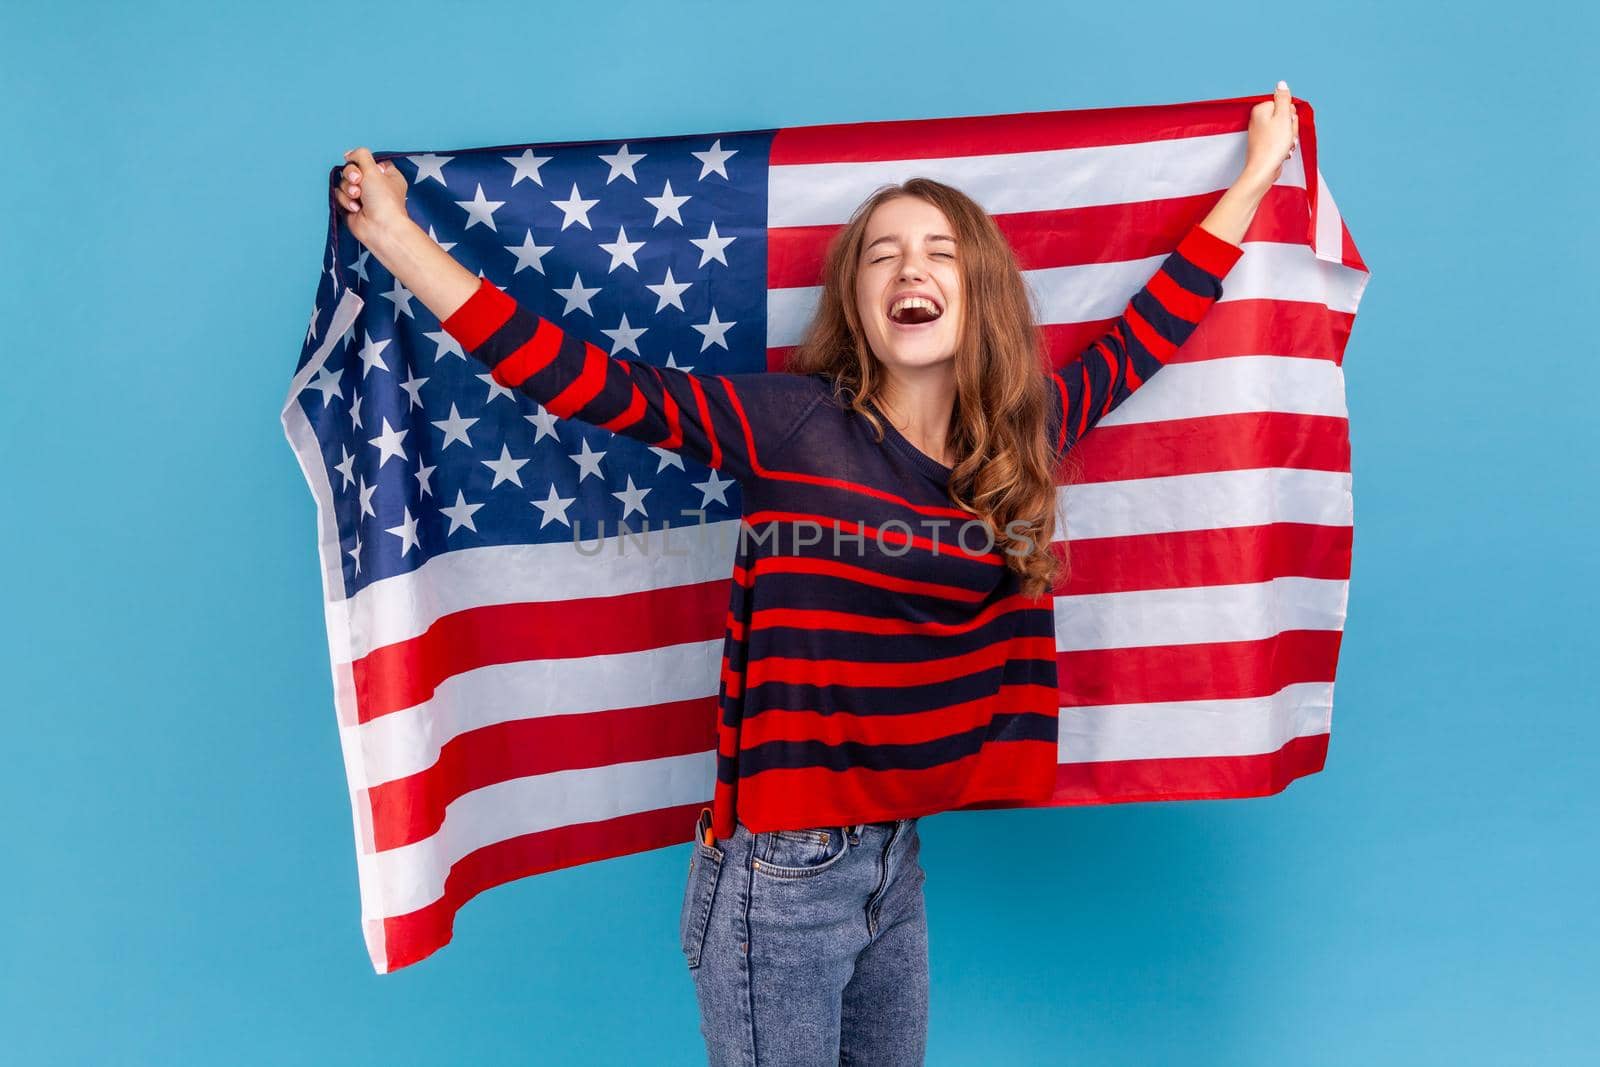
[335, 81, 1297, 1066]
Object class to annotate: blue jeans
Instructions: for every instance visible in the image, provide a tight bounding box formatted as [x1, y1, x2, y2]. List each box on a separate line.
[679, 807, 929, 1066]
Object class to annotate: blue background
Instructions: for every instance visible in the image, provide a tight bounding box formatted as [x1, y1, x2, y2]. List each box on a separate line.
[4, 0, 1594, 1063]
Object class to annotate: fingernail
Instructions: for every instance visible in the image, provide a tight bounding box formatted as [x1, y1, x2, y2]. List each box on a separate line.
[1277, 80, 1288, 90]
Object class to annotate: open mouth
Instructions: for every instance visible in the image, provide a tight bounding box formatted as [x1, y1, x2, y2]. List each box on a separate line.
[888, 295, 943, 326]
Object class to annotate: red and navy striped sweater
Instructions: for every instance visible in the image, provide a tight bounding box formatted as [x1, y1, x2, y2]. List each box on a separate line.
[440, 221, 1245, 841]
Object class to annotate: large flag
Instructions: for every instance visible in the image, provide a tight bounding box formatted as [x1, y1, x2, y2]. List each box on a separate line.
[283, 93, 1370, 972]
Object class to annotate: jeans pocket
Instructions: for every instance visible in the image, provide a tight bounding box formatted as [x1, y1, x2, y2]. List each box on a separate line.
[680, 822, 724, 969]
[752, 825, 851, 880]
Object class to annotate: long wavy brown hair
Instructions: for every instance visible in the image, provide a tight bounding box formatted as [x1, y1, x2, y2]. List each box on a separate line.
[784, 177, 1069, 600]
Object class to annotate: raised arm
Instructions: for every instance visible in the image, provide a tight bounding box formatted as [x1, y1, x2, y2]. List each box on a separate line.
[437, 275, 817, 482]
[1047, 222, 1244, 455]
[1048, 79, 1301, 455]
[333, 148, 814, 483]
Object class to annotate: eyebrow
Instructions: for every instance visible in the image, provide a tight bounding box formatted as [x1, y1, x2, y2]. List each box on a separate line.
[864, 233, 956, 251]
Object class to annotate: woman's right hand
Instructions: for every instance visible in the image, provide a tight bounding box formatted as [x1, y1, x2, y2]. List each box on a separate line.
[336, 146, 411, 249]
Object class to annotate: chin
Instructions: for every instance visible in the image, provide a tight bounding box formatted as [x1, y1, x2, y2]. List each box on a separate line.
[871, 333, 957, 369]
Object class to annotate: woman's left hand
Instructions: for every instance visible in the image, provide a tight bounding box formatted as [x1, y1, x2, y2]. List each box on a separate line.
[1243, 81, 1300, 188]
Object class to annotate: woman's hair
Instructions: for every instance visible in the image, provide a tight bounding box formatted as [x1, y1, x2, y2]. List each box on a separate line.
[784, 177, 1070, 600]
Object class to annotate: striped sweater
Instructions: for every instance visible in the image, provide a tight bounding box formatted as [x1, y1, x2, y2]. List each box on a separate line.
[440, 221, 1245, 841]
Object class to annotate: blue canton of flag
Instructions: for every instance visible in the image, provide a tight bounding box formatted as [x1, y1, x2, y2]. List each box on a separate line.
[291, 132, 773, 597]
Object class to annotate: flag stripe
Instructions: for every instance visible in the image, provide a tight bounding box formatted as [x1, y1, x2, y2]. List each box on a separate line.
[365, 697, 718, 852]
[351, 577, 729, 722]
[1057, 631, 1344, 708]
[768, 96, 1282, 165]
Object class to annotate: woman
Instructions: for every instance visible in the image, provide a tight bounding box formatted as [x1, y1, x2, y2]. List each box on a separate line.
[335, 81, 1297, 1065]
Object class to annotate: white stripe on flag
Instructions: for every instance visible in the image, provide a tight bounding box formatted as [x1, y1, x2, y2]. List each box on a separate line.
[357, 751, 715, 919]
[1052, 576, 1349, 651]
[351, 640, 722, 787]
[766, 242, 1368, 349]
[1057, 467, 1353, 541]
[766, 131, 1280, 227]
[1057, 681, 1334, 763]
[1098, 355, 1349, 425]
[327, 517, 743, 662]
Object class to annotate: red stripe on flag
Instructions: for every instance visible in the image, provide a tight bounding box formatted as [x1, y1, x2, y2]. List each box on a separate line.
[769, 95, 1277, 165]
[352, 579, 731, 723]
[365, 698, 718, 852]
[377, 803, 704, 972]
[1057, 629, 1344, 708]
[1044, 733, 1329, 806]
[1068, 411, 1353, 482]
[1053, 523, 1353, 597]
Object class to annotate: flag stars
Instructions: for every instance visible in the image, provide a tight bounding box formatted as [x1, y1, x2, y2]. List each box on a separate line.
[644, 179, 691, 225]
[602, 312, 648, 355]
[356, 474, 378, 519]
[407, 153, 452, 186]
[481, 444, 531, 489]
[477, 372, 518, 405]
[598, 142, 646, 184]
[456, 184, 506, 231]
[568, 439, 607, 482]
[504, 148, 554, 187]
[427, 329, 466, 362]
[693, 468, 735, 508]
[432, 403, 479, 450]
[507, 229, 555, 274]
[649, 446, 685, 473]
[551, 182, 600, 231]
[383, 277, 416, 321]
[525, 405, 560, 443]
[612, 475, 651, 520]
[599, 226, 646, 273]
[346, 529, 363, 576]
[690, 220, 736, 267]
[691, 307, 736, 351]
[645, 267, 692, 313]
[307, 365, 343, 405]
[333, 445, 357, 490]
[348, 248, 372, 284]
[440, 490, 486, 536]
[356, 332, 392, 378]
[532, 485, 576, 529]
[399, 366, 429, 410]
[414, 461, 437, 499]
[386, 506, 421, 557]
[554, 272, 601, 317]
[692, 138, 738, 180]
[368, 417, 409, 468]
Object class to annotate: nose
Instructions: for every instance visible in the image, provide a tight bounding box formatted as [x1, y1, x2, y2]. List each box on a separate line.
[898, 259, 927, 283]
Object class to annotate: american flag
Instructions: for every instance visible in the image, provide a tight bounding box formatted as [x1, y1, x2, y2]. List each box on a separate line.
[282, 93, 1370, 972]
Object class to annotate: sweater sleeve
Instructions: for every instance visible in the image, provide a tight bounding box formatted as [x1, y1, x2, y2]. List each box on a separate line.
[1048, 222, 1245, 457]
[439, 277, 819, 484]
